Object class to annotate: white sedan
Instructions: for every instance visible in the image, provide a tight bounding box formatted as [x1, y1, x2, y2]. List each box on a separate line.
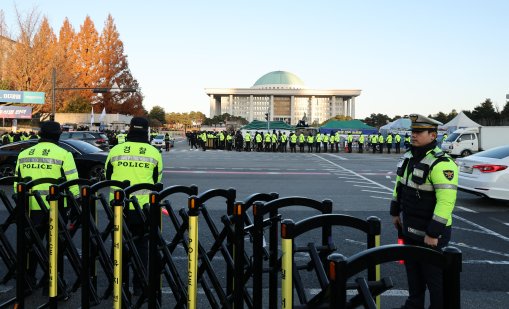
[456, 145, 509, 200]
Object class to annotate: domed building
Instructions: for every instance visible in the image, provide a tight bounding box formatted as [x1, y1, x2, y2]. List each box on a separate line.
[205, 71, 361, 125]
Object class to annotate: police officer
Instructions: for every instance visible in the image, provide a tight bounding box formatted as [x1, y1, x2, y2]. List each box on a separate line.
[358, 134, 365, 153]
[347, 132, 353, 153]
[14, 121, 79, 287]
[105, 117, 163, 296]
[390, 114, 458, 309]
[395, 133, 402, 154]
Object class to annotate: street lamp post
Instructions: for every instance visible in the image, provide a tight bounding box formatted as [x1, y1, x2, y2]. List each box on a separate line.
[50, 68, 137, 121]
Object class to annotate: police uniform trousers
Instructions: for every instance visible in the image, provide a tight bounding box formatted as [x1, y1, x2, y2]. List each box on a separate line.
[402, 229, 450, 309]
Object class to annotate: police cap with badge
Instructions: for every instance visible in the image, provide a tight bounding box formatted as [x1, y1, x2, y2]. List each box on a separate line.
[409, 114, 442, 132]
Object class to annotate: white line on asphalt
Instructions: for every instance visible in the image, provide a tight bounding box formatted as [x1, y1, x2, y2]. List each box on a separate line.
[353, 184, 378, 189]
[452, 214, 509, 243]
[463, 260, 509, 265]
[323, 153, 348, 160]
[312, 155, 393, 191]
[456, 206, 477, 213]
[449, 241, 509, 258]
[370, 196, 392, 200]
[453, 226, 492, 235]
[362, 189, 393, 195]
[386, 176, 391, 179]
[345, 180, 372, 184]
[391, 181, 396, 184]
[337, 177, 360, 180]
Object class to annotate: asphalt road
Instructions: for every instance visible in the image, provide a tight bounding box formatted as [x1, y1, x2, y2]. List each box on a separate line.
[1, 137, 508, 308]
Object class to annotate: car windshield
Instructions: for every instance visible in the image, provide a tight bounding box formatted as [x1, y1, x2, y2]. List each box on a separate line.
[472, 146, 509, 159]
[155, 135, 165, 139]
[446, 133, 459, 142]
[61, 139, 103, 154]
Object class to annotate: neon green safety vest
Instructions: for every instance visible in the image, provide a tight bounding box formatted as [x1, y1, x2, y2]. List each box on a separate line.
[105, 141, 163, 208]
[15, 142, 79, 210]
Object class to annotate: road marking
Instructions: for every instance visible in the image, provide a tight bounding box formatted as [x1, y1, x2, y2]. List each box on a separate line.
[353, 184, 378, 189]
[163, 170, 330, 175]
[456, 206, 477, 213]
[453, 226, 492, 235]
[312, 155, 393, 191]
[386, 176, 391, 179]
[337, 177, 360, 180]
[452, 214, 509, 243]
[370, 196, 392, 200]
[362, 189, 392, 195]
[323, 153, 348, 160]
[463, 260, 509, 265]
[449, 241, 509, 258]
[345, 180, 372, 184]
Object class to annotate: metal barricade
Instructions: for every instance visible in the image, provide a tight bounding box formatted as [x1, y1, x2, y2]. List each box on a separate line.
[280, 214, 386, 308]
[328, 245, 462, 309]
[251, 197, 333, 309]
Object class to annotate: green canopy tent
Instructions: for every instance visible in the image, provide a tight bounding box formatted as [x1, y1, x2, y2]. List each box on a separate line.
[241, 120, 295, 131]
[319, 120, 377, 135]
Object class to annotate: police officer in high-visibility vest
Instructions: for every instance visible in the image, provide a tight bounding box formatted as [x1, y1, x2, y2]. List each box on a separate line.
[244, 131, 252, 152]
[281, 132, 288, 152]
[371, 134, 378, 153]
[14, 121, 79, 286]
[298, 132, 305, 153]
[358, 134, 365, 153]
[117, 130, 127, 144]
[390, 114, 458, 309]
[386, 133, 393, 154]
[315, 132, 322, 153]
[307, 133, 314, 153]
[395, 133, 402, 154]
[105, 117, 163, 296]
[289, 132, 297, 153]
[347, 132, 353, 153]
[377, 133, 384, 153]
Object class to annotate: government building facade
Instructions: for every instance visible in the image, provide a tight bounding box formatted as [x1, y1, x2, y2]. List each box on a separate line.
[205, 71, 361, 126]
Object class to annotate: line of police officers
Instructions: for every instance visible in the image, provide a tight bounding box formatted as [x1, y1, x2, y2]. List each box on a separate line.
[14, 115, 457, 307]
[187, 130, 413, 154]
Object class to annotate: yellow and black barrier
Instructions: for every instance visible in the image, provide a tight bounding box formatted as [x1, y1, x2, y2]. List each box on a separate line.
[112, 189, 124, 309]
[187, 196, 199, 309]
[279, 214, 383, 308]
[252, 197, 333, 308]
[327, 245, 462, 309]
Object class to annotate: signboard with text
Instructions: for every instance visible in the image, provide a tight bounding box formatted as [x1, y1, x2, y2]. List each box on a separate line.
[0, 106, 32, 119]
[0, 90, 45, 104]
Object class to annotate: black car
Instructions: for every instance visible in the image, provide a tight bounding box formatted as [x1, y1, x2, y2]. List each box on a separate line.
[0, 139, 107, 180]
[60, 131, 110, 151]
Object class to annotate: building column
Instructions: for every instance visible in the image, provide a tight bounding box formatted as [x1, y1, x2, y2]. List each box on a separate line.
[270, 95, 274, 121]
[249, 95, 254, 122]
[309, 96, 315, 124]
[337, 97, 344, 116]
[351, 97, 355, 119]
[229, 94, 233, 115]
[346, 98, 350, 118]
[209, 95, 217, 117]
[331, 96, 336, 117]
[290, 95, 295, 125]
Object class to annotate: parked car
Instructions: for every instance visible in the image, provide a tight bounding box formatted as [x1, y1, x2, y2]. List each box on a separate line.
[150, 134, 174, 149]
[456, 145, 509, 200]
[0, 139, 108, 180]
[60, 131, 109, 151]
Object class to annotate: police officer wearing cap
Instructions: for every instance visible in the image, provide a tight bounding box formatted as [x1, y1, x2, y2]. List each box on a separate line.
[390, 114, 458, 309]
[14, 121, 79, 286]
[105, 117, 163, 296]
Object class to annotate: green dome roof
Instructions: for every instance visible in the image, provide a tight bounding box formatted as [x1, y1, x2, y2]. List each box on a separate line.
[252, 71, 305, 89]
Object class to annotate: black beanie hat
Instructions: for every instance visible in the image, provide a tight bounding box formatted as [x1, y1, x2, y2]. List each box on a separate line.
[129, 117, 149, 132]
[39, 121, 62, 141]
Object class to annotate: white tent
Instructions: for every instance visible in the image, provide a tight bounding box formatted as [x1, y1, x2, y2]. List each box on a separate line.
[439, 112, 481, 133]
[380, 118, 411, 134]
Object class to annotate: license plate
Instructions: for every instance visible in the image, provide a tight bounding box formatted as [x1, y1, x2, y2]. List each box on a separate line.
[460, 166, 473, 174]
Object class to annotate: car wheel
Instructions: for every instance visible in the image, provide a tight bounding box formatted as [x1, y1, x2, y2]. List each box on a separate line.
[88, 164, 105, 181]
[460, 150, 472, 157]
[0, 164, 15, 177]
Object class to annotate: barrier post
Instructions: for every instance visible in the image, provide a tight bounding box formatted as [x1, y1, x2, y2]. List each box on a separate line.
[48, 185, 59, 308]
[281, 219, 294, 309]
[328, 253, 347, 309]
[188, 196, 199, 309]
[148, 191, 162, 309]
[112, 190, 125, 309]
[233, 202, 245, 309]
[443, 247, 462, 309]
[367, 216, 381, 308]
[251, 201, 264, 309]
[15, 182, 28, 309]
[81, 185, 91, 309]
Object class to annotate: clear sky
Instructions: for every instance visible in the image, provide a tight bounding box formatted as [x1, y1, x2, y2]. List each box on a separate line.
[3, 1, 509, 119]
